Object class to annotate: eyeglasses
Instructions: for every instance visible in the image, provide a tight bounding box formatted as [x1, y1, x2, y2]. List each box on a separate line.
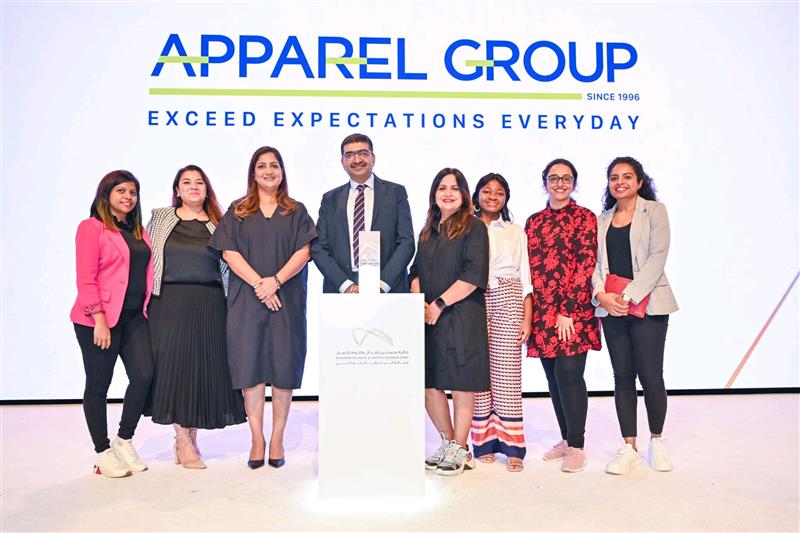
[342, 150, 373, 161]
[547, 174, 574, 185]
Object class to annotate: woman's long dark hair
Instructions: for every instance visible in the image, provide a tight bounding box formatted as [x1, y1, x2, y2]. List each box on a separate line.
[171, 164, 223, 225]
[90, 170, 143, 239]
[420, 168, 474, 243]
[472, 172, 512, 222]
[602, 156, 658, 210]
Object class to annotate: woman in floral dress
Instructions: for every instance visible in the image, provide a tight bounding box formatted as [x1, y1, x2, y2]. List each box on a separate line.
[524, 158, 601, 473]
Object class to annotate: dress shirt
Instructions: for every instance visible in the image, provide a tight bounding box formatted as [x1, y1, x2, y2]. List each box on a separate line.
[486, 218, 533, 298]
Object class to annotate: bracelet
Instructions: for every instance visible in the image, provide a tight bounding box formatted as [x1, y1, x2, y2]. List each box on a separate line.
[273, 275, 282, 289]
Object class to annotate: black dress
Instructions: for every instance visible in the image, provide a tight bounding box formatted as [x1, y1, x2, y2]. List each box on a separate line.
[209, 203, 318, 390]
[148, 219, 246, 429]
[409, 218, 490, 391]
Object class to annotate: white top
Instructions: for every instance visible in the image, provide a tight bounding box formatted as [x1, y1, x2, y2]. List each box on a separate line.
[340, 174, 390, 293]
[486, 218, 533, 298]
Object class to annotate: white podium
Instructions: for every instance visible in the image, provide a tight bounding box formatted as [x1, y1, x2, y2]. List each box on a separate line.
[318, 234, 425, 499]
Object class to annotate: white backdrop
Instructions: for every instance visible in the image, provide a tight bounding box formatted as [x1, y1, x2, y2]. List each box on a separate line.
[2, 1, 798, 400]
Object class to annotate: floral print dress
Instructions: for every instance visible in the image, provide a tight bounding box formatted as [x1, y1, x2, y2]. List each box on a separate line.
[524, 199, 601, 358]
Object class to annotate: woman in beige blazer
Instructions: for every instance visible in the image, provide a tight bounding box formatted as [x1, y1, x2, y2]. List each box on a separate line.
[591, 157, 678, 476]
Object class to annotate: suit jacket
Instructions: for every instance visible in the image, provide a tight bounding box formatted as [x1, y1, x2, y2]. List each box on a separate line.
[591, 197, 678, 317]
[70, 217, 154, 328]
[146, 207, 229, 297]
[311, 175, 415, 293]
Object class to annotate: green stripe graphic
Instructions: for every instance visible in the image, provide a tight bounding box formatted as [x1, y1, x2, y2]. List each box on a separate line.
[158, 56, 209, 64]
[325, 57, 368, 65]
[465, 59, 495, 67]
[149, 88, 582, 100]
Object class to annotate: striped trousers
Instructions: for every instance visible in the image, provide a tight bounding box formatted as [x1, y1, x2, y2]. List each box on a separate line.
[471, 277, 526, 459]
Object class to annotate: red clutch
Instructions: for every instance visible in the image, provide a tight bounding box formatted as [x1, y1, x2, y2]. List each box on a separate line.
[604, 274, 649, 318]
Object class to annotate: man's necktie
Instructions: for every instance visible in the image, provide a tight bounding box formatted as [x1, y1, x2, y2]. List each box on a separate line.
[352, 184, 366, 267]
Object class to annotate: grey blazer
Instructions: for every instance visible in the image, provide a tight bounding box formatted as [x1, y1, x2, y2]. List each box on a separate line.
[591, 197, 678, 317]
[146, 207, 229, 297]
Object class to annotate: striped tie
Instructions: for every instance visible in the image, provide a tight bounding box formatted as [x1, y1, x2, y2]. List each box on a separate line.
[352, 184, 366, 267]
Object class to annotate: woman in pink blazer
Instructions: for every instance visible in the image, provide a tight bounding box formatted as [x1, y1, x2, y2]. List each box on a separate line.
[71, 170, 155, 478]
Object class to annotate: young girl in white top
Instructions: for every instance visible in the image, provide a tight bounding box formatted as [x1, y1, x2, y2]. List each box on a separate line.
[469, 173, 533, 472]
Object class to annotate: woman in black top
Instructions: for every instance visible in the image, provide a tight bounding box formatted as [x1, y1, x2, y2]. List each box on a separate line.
[410, 168, 490, 477]
[147, 165, 246, 469]
[70, 170, 154, 478]
[592, 157, 679, 475]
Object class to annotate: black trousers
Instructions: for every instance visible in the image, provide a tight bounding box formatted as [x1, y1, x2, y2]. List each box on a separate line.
[602, 314, 669, 437]
[74, 308, 154, 453]
[540, 352, 588, 448]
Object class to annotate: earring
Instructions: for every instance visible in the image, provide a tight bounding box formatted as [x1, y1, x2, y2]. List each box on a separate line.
[474, 204, 481, 212]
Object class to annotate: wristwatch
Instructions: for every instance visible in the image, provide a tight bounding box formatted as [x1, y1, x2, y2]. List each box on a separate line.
[434, 297, 447, 311]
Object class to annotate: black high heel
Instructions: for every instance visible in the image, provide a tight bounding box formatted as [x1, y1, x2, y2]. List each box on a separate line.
[248, 442, 266, 470]
[267, 440, 285, 468]
[247, 458, 265, 469]
[267, 457, 285, 468]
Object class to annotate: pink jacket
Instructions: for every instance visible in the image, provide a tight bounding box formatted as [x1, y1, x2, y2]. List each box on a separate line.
[70, 217, 154, 328]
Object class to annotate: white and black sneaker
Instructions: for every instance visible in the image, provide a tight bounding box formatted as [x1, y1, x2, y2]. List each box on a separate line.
[435, 441, 475, 476]
[425, 432, 449, 470]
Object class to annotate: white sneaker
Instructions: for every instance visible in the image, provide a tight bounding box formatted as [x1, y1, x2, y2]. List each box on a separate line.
[605, 443, 641, 475]
[112, 437, 148, 472]
[94, 448, 131, 478]
[435, 441, 476, 476]
[648, 437, 673, 472]
[425, 432, 449, 470]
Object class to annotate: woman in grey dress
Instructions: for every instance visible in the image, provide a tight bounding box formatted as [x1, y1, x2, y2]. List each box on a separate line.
[209, 146, 317, 469]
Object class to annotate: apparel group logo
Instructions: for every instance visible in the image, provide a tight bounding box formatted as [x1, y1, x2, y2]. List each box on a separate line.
[147, 33, 643, 131]
[151, 33, 638, 83]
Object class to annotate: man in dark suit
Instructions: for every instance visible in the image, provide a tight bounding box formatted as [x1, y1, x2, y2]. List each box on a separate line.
[311, 133, 415, 293]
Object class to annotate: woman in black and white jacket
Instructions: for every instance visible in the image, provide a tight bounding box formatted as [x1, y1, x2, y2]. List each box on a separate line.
[147, 165, 245, 469]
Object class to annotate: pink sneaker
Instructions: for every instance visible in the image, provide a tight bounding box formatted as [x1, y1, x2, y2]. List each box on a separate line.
[561, 447, 587, 473]
[542, 440, 568, 461]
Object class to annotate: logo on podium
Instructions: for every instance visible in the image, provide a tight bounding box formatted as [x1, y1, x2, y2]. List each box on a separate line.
[352, 328, 393, 347]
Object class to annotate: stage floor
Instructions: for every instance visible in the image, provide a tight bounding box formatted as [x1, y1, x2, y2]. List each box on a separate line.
[2, 394, 798, 532]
